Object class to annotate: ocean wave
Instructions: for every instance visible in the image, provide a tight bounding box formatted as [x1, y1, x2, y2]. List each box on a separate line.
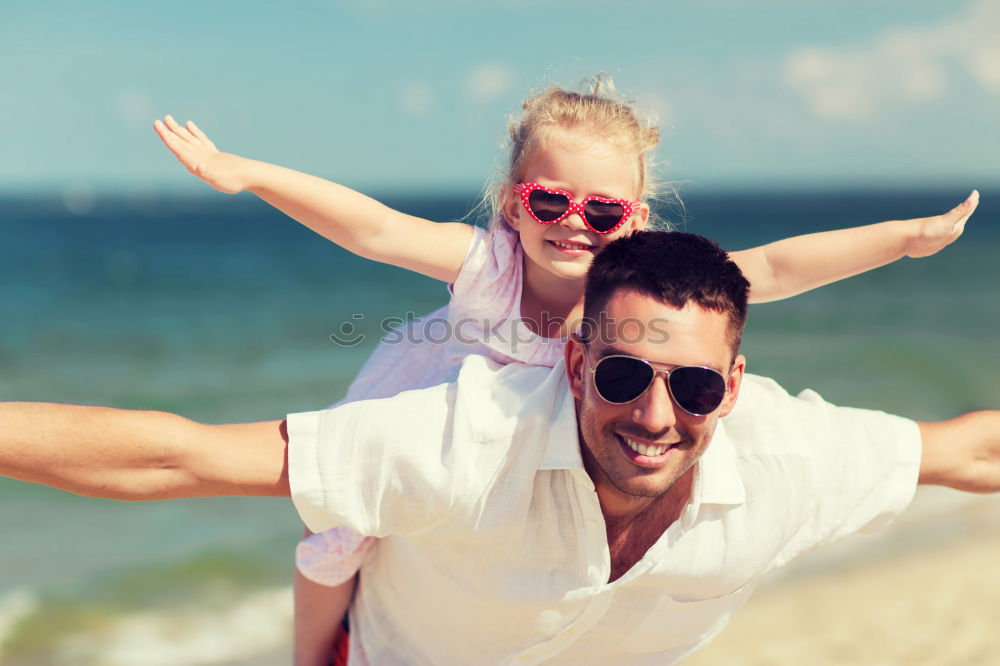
[7, 586, 291, 666]
[0, 588, 41, 656]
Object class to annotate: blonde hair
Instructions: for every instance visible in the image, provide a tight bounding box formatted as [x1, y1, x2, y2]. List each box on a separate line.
[478, 75, 671, 230]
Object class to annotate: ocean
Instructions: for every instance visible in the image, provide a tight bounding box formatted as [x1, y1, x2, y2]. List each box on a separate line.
[1, 190, 998, 664]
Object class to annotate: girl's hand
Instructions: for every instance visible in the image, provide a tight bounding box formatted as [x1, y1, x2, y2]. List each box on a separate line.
[153, 115, 253, 194]
[904, 190, 980, 258]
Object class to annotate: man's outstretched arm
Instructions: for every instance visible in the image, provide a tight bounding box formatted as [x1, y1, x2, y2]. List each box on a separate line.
[919, 411, 1000, 493]
[0, 402, 290, 500]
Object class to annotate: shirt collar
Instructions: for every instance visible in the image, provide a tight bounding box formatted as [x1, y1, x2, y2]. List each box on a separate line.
[538, 362, 586, 471]
[690, 419, 746, 507]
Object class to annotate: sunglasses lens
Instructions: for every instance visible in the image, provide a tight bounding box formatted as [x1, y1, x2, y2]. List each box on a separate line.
[528, 189, 570, 222]
[583, 200, 626, 233]
[668, 366, 726, 415]
[593, 356, 654, 403]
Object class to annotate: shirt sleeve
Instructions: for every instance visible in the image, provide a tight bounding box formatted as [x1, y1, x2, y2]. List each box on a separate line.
[726, 373, 922, 565]
[287, 357, 524, 538]
[287, 382, 463, 537]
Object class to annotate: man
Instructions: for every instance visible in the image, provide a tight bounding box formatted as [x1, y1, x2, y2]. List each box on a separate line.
[3, 232, 999, 665]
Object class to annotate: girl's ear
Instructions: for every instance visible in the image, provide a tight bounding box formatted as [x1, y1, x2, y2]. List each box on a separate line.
[631, 202, 650, 231]
[501, 185, 522, 231]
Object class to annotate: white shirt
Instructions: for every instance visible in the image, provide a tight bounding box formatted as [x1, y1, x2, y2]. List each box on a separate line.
[288, 355, 920, 666]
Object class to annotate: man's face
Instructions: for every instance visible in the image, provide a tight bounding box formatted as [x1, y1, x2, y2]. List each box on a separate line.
[566, 289, 745, 510]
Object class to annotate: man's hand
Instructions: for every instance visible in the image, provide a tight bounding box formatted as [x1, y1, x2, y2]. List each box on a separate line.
[153, 115, 256, 194]
[919, 411, 1000, 493]
[904, 190, 979, 258]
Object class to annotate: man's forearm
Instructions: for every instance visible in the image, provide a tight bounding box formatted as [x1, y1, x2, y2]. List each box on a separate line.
[0, 403, 290, 500]
[918, 411, 1000, 493]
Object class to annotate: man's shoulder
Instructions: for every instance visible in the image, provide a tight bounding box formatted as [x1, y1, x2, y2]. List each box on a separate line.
[721, 372, 920, 493]
[450, 355, 568, 442]
[318, 355, 566, 444]
[454, 355, 559, 399]
[728, 373, 918, 450]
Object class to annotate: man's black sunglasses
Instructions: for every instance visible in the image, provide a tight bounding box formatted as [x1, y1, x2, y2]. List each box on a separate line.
[588, 353, 728, 416]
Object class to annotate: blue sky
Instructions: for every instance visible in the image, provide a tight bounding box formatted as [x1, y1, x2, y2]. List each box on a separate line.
[1, 0, 997, 196]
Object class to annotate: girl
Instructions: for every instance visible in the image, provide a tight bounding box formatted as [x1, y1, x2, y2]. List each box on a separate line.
[154, 77, 978, 665]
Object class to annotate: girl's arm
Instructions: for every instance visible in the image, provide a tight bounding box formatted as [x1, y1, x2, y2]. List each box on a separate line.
[730, 191, 979, 304]
[154, 116, 473, 283]
[294, 541, 353, 666]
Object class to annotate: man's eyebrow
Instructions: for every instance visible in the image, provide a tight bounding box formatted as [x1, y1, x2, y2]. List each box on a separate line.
[595, 345, 729, 374]
[593, 345, 628, 360]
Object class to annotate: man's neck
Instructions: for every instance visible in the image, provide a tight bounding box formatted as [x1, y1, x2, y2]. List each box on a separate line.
[601, 471, 694, 582]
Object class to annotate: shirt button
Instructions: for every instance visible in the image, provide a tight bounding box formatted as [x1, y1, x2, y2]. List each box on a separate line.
[536, 609, 563, 633]
[586, 519, 600, 530]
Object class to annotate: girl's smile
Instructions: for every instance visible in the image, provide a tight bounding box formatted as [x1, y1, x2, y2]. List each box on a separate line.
[547, 237, 597, 256]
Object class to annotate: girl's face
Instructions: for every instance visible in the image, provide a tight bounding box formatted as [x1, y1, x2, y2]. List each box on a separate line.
[503, 128, 649, 285]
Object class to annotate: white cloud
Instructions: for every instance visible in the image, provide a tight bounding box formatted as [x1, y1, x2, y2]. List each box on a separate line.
[785, 48, 874, 119]
[900, 62, 948, 103]
[966, 45, 1000, 92]
[466, 63, 514, 104]
[399, 81, 435, 118]
[784, 0, 999, 120]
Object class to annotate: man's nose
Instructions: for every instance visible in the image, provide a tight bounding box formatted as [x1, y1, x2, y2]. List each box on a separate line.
[629, 374, 677, 434]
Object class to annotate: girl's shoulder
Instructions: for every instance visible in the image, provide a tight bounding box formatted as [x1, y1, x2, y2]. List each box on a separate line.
[448, 220, 564, 367]
[450, 220, 521, 319]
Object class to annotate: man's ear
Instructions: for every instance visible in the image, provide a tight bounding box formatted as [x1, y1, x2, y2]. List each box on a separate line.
[565, 334, 587, 400]
[501, 185, 522, 231]
[718, 353, 745, 418]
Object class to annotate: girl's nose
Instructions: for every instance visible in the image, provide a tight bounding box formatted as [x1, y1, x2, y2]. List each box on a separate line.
[560, 206, 589, 231]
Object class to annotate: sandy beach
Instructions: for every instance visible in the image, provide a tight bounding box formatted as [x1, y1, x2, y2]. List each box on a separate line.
[686, 490, 1000, 665]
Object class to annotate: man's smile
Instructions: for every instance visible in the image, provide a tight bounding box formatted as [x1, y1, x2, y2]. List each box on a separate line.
[614, 431, 685, 468]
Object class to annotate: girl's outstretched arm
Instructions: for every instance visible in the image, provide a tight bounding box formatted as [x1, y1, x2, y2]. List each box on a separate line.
[153, 116, 473, 283]
[730, 191, 979, 304]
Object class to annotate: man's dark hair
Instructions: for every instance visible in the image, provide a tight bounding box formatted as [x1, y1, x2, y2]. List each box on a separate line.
[583, 231, 750, 353]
